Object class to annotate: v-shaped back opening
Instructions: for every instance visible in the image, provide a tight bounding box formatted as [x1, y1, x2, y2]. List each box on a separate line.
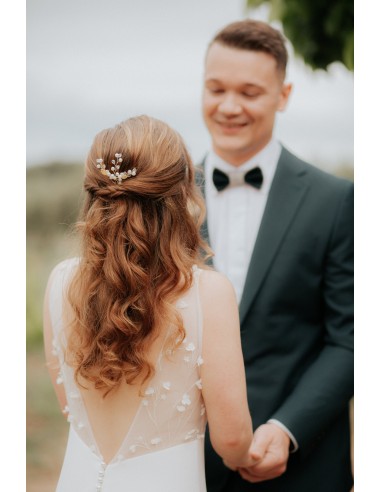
[75, 333, 170, 464]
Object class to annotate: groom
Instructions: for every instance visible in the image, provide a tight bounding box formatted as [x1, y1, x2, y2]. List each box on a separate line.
[200, 20, 353, 491]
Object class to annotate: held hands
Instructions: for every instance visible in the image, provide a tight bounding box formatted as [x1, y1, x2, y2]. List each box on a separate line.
[232, 423, 290, 483]
[223, 448, 258, 472]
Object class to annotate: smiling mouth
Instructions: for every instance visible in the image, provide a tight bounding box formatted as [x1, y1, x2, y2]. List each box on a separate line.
[215, 118, 248, 127]
[216, 121, 248, 133]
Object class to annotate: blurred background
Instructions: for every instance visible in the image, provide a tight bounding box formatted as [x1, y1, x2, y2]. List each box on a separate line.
[26, 1, 353, 490]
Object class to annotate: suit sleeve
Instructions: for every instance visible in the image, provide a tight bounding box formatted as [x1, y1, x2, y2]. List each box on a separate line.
[270, 181, 354, 456]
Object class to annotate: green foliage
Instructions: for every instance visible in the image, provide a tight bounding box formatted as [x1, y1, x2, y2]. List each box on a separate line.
[27, 162, 84, 235]
[27, 162, 83, 346]
[27, 162, 84, 487]
[246, 0, 354, 71]
[26, 263, 45, 347]
[27, 346, 68, 487]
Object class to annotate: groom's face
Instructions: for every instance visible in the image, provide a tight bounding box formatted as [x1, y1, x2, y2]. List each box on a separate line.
[202, 42, 291, 166]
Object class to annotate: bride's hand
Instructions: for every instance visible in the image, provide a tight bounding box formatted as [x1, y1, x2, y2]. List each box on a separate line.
[238, 424, 290, 483]
[223, 451, 258, 471]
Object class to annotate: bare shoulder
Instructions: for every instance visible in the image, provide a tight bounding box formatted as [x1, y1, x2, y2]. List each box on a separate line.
[198, 269, 237, 308]
[198, 270, 240, 352]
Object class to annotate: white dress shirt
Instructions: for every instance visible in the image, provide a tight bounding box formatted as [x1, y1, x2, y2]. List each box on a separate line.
[205, 138, 280, 303]
[204, 138, 299, 452]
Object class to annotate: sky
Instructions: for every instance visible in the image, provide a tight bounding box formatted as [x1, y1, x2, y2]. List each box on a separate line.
[27, 0, 354, 172]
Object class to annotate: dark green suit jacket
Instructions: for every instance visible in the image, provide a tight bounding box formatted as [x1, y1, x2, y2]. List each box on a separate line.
[202, 147, 354, 492]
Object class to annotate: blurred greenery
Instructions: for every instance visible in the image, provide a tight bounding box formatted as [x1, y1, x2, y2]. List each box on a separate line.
[26, 163, 83, 347]
[27, 162, 83, 491]
[27, 162, 84, 236]
[246, 0, 354, 71]
[26, 160, 353, 490]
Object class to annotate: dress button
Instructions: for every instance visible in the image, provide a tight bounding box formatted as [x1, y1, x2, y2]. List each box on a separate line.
[95, 461, 107, 491]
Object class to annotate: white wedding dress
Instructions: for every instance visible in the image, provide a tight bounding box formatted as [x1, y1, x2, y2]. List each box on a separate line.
[48, 258, 207, 491]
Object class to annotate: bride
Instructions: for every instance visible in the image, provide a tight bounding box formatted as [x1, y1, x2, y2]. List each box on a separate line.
[43, 115, 255, 491]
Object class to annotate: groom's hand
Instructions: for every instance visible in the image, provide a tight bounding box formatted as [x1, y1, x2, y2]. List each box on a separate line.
[237, 423, 290, 483]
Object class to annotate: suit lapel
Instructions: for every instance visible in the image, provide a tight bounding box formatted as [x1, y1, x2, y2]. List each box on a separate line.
[239, 148, 309, 324]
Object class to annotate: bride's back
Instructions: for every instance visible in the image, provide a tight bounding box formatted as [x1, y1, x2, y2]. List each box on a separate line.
[46, 258, 207, 491]
[47, 258, 206, 464]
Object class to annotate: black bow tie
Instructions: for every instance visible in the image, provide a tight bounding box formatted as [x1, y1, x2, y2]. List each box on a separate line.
[212, 167, 263, 192]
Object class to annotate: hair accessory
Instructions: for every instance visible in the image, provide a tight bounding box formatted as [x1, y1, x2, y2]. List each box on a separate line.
[96, 153, 137, 184]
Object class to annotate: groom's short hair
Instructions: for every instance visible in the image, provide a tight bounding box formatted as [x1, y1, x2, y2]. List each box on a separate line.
[209, 20, 288, 79]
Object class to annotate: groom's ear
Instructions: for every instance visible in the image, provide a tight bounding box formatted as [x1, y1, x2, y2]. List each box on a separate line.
[277, 83, 292, 112]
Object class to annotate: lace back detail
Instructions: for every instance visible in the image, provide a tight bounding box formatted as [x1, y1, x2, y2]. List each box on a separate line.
[49, 260, 206, 464]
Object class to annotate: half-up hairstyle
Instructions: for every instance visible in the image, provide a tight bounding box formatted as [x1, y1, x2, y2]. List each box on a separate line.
[66, 115, 210, 395]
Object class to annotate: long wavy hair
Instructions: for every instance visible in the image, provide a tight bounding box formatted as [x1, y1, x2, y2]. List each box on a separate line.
[66, 115, 210, 395]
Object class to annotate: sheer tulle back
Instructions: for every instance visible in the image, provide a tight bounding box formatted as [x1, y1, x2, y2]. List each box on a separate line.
[48, 258, 207, 466]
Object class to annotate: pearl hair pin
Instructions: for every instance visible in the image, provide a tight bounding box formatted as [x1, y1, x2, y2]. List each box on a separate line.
[96, 153, 137, 184]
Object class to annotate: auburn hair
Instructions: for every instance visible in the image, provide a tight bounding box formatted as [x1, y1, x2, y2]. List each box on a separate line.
[66, 115, 210, 395]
